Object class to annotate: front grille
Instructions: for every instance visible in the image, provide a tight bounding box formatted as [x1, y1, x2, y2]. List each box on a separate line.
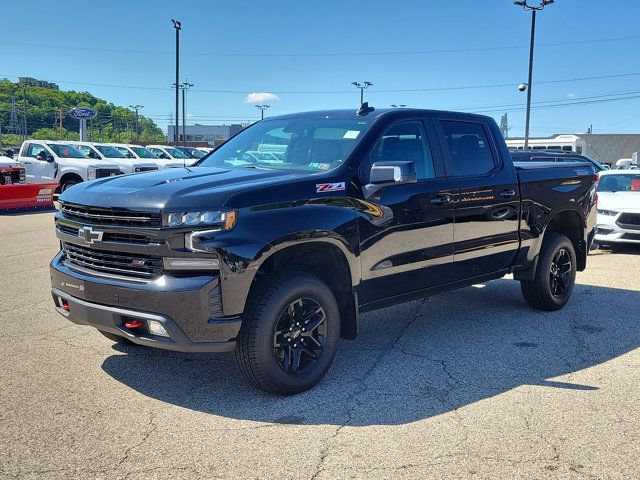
[621, 232, 640, 241]
[60, 202, 162, 228]
[617, 213, 640, 230]
[134, 166, 157, 173]
[57, 224, 161, 245]
[96, 168, 123, 179]
[63, 242, 163, 279]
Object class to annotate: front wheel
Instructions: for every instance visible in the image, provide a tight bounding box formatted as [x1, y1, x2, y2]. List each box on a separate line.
[521, 232, 577, 311]
[235, 271, 340, 395]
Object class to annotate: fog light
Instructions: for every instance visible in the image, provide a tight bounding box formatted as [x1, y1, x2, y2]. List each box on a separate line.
[163, 257, 220, 270]
[147, 320, 170, 337]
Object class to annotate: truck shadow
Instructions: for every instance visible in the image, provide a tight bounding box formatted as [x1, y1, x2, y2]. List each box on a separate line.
[102, 279, 639, 426]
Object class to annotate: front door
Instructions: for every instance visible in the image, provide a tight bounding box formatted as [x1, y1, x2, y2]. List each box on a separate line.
[434, 117, 521, 281]
[358, 119, 455, 306]
[20, 143, 56, 183]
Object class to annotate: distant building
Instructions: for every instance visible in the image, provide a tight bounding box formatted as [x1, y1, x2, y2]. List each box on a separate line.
[506, 133, 640, 166]
[18, 77, 59, 90]
[168, 124, 245, 146]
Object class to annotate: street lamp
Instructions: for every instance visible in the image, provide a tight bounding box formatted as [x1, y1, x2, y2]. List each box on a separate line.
[352, 81, 373, 104]
[171, 19, 182, 145]
[181, 82, 193, 146]
[255, 104, 270, 120]
[129, 104, 143, 141]
[514, 0, 554, 149]
[391, 104, 407, 108]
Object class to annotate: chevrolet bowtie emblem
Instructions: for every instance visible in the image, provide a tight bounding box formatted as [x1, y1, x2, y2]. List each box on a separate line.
[78, 226, 104, 245]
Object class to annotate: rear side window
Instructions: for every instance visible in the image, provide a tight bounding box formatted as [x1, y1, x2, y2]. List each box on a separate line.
[365, 121, 435, 180]
[440, 121, 496, 176]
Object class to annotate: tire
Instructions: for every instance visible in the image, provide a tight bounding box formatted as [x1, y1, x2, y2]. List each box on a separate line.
[235, 271, 340, 395]
[98, 330, 134, 345]
[521, 232, 577, 311]
[61, 179, 79, 192]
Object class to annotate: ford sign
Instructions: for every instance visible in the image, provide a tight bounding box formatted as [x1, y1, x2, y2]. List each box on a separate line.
[68, 107, 97, 120]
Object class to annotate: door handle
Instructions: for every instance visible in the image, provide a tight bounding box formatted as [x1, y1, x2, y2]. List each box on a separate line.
[430, 194, 452, 205]
[499, 189, 516, 198]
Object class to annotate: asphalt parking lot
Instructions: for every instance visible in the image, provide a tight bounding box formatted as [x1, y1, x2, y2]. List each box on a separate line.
[1, 211, 639, 479]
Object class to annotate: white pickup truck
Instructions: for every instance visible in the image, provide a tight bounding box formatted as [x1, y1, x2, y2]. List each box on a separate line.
[108, 143, 183, 169]
[17, 140, 122, 192]
[146, 145, 198, 166]
[70, 142, 158, 174]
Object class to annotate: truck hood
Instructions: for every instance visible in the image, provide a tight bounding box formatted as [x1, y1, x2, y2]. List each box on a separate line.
[59, 166, 301, 210]
[598, 191, 640, 212]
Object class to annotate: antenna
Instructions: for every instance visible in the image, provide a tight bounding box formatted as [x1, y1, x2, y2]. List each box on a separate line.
[356, 102, 375, 116]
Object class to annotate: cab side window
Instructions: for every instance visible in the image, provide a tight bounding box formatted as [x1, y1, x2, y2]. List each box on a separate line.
[76, 146, 91, 157]
[440, 120, 497, 176]
[27, 144, 46, 158]
[365, 121, 435, 181]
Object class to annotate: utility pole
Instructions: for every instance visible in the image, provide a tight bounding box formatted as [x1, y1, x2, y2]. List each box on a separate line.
[514, 0, 554, 149]
[129, 104, 143, 141]
[255, 104, 270, 120]
[22, 84, 28, 141]
[171, 19, 182, 145]
[181, 82, 193, 145]
[351, 81, 373, 104]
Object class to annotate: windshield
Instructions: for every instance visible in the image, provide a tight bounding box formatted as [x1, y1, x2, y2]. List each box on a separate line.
[95, 145, 126, 158]
[131, 147, 159, 159]
[114, 146, 135, 158]
[598, 174, 640, 192]
[165, 147, 188, 159]
[46, 144, 86, 159]
[197, 117, 372, 172]
[180, 147, 204, 159]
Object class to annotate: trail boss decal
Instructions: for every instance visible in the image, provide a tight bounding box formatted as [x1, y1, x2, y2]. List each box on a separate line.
[316, 182, 346, 193]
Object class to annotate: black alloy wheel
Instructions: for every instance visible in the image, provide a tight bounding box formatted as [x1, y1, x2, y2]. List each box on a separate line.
[273, 298, 327, 374]
[549, 248, 572, 298]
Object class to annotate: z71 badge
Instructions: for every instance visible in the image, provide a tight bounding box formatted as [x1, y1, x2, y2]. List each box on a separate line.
[316, 182, 346, 193]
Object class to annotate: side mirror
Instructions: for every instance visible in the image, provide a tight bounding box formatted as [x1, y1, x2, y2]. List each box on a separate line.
[364, 161, 417, 198]
[36, 151, 53, 162]
[369, 161, 417, 185]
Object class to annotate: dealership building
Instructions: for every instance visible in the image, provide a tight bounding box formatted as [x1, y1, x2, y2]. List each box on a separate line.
[167, 124, 245, 146]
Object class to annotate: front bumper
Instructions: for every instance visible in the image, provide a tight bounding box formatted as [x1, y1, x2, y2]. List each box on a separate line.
[595, 213, 640, 244]
[50, 253, 240, 352]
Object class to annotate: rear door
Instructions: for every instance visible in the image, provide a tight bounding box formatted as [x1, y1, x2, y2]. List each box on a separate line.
[359, 118, 455, 305]
[434, 117, 521, 281]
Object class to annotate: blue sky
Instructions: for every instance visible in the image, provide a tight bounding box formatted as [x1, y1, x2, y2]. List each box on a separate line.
[2, 0, 640, 137]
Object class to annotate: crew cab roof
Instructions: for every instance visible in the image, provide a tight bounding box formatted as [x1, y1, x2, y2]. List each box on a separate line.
[268, 108, 496, 123]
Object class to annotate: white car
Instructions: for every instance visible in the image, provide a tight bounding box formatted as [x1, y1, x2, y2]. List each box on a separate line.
[107, 143, 183, 169]
[17, 140, 122, 191]
[70, 142, 158, 175]
[146, 145, 197, 166]
[595, 170, 640, 245]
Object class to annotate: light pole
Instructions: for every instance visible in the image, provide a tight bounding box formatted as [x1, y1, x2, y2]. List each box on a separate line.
[181, 82, 193, 145]
[171, 19, 181, 145]
[514, 0, 553, 149]
[352, 81, 373, 104]
[390, 104, 407, 108]
[129, 104, 143, 141]
[255, 104, 270, 120]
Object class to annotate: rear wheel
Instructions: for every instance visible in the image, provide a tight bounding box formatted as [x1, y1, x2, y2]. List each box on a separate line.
[521, 233, 576, 311]
[235, 271, 340, 395]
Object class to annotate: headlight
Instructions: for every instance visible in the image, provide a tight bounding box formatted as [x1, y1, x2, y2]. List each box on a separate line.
[597, 209, 617, 216]
[87, 166, 97, 180]
[162, 210, 237, 229]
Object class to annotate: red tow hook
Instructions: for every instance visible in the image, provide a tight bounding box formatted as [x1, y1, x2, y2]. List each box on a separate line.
[124, 319, 145, 329]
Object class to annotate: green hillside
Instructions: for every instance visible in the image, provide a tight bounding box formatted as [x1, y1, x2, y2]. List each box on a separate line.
[0, 79, 166, 146]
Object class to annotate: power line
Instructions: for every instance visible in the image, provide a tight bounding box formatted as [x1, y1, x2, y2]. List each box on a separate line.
[2, 34, 640, 57]
[3, 71, 640, 95]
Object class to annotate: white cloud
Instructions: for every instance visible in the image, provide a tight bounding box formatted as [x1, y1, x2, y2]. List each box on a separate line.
[567, 93, 577, 98]
[244, 92, 280, 104]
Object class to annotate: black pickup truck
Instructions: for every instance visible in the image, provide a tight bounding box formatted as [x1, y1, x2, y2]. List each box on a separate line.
[50, 108, 597, 394]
